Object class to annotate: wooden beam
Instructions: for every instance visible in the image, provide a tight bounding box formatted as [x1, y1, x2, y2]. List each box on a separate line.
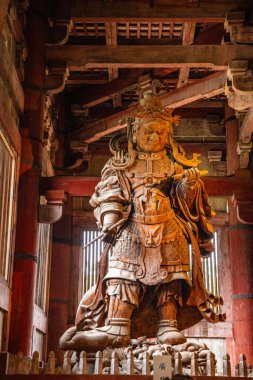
[72, 72, 143, 107]
[182, 22, 196, 46]
[160, 71, 227, 108]
[105, 22, 118, 78]
[87, 105, 224, 121]
[70, 71, 227, 142]
[177, 67, 191, 88]
[239, 108, 253, 143]
[177, 22, 196, 88]
[105, 22, 121, 107]
[66, 78, 109, 85]
[71, 0, 243, 23]
[46, 45, 253, 72]
[40, 175, 253, 197]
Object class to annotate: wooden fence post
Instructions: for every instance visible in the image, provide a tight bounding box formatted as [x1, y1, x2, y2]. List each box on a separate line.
[126, 349, 134, 375]
[30, 351, 39, 374]
[94, 351, 103, 374]
[142, 351, 151, 375]
[174, 352, 182, 375]
[206, 352, 215, 376]
[191, 352, 199, 376]
[45, 351, 56, 374]
[63, 351, 71, 374]
[15, 351, 24, 374]
[223, 353, 231, 376]
[79, 351, 88, 374]
[110, 351, 119, 374]
[239, 354, 248, 377]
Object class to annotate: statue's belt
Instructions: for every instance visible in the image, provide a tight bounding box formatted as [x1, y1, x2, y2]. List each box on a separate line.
[132, 210, 174, 224]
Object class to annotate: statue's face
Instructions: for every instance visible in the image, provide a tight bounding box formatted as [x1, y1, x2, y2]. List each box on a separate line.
[135, 119, 168, 153]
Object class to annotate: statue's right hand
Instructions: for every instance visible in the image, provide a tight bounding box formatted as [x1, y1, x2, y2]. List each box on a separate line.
[101, 229, 117, 245]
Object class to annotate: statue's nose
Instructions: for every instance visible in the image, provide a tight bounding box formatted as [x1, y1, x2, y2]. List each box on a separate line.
[149, 133, 159, 142]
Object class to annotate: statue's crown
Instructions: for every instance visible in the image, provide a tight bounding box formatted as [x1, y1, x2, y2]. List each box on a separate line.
[136, 92, 180, 126]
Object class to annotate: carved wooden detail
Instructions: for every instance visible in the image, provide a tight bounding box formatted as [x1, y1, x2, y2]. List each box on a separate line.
[237, 141, 253, 169]
[47, 24, 71, 46]
[232, 190, 253, 225]
[225, 11, 253, 44]
[38, 190, 65, 224]
[64, 140, 92, 173]
[208, 150, 227, 174]
[46, 61, 69, 94]
[225, 13, 253, 112]
[226, 60, 253, 111]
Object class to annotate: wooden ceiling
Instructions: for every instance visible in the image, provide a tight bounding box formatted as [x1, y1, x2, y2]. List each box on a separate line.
[45, 0, 253, 150]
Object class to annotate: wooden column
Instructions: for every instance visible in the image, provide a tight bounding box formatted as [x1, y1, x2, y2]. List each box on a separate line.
[225, 103, 253, 366]
[227, 201, 253, 369]
[47, 197, 72, 361]
[8, 1, 46, 355]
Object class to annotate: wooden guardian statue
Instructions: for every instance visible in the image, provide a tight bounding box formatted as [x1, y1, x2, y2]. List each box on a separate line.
[60, 92, 225, 352]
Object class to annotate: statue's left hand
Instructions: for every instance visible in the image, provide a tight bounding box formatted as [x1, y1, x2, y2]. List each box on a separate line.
[184, 167, 200, 182]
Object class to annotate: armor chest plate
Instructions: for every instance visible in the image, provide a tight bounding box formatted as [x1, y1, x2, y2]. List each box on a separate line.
[124, 151, 175, 223]
[125, 151, 175, 187]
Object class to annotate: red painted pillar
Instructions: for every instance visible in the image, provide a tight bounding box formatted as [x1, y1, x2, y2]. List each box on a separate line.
[225, 105, 253, 367]
[8, 1, 46, 355]
[47, 197, 72, 361]
[227, 201, 253, 368]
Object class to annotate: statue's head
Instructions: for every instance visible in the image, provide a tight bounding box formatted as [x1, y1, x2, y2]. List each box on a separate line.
[110, 92, 200, 169]
[131, 92, 180, 153]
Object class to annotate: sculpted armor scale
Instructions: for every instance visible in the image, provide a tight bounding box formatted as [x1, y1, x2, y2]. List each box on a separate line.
[60, 93, 225, 353]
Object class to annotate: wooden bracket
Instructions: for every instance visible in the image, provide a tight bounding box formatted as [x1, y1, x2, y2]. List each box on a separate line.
[226, 61, 253, 111]
[47, 24, 70, 46]
[208, 150, 227, 174]
[234, 108, 253, 169]
[237, 140, 253, 169]
[225, 11, 253, 44]
[232, 190, 253, 224]
[38, 190, 65, 224]
[45, 61, 69, 94]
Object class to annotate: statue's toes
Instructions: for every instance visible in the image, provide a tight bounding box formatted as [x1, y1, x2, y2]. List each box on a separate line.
[59, 326, 77, 350]
[60, 329, 109, 352]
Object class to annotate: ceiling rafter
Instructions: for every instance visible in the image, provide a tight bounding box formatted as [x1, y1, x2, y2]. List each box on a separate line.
[47, 44, 253, 71]
[70, 0, 242, 23]
[177, 22, 196, 88]
[69, 71, 227, 143]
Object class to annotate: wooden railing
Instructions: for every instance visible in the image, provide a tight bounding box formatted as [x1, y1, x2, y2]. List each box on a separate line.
[0, 349, 252, 377]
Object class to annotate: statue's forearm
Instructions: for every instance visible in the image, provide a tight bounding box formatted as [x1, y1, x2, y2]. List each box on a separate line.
[100, 201, 123, 231]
